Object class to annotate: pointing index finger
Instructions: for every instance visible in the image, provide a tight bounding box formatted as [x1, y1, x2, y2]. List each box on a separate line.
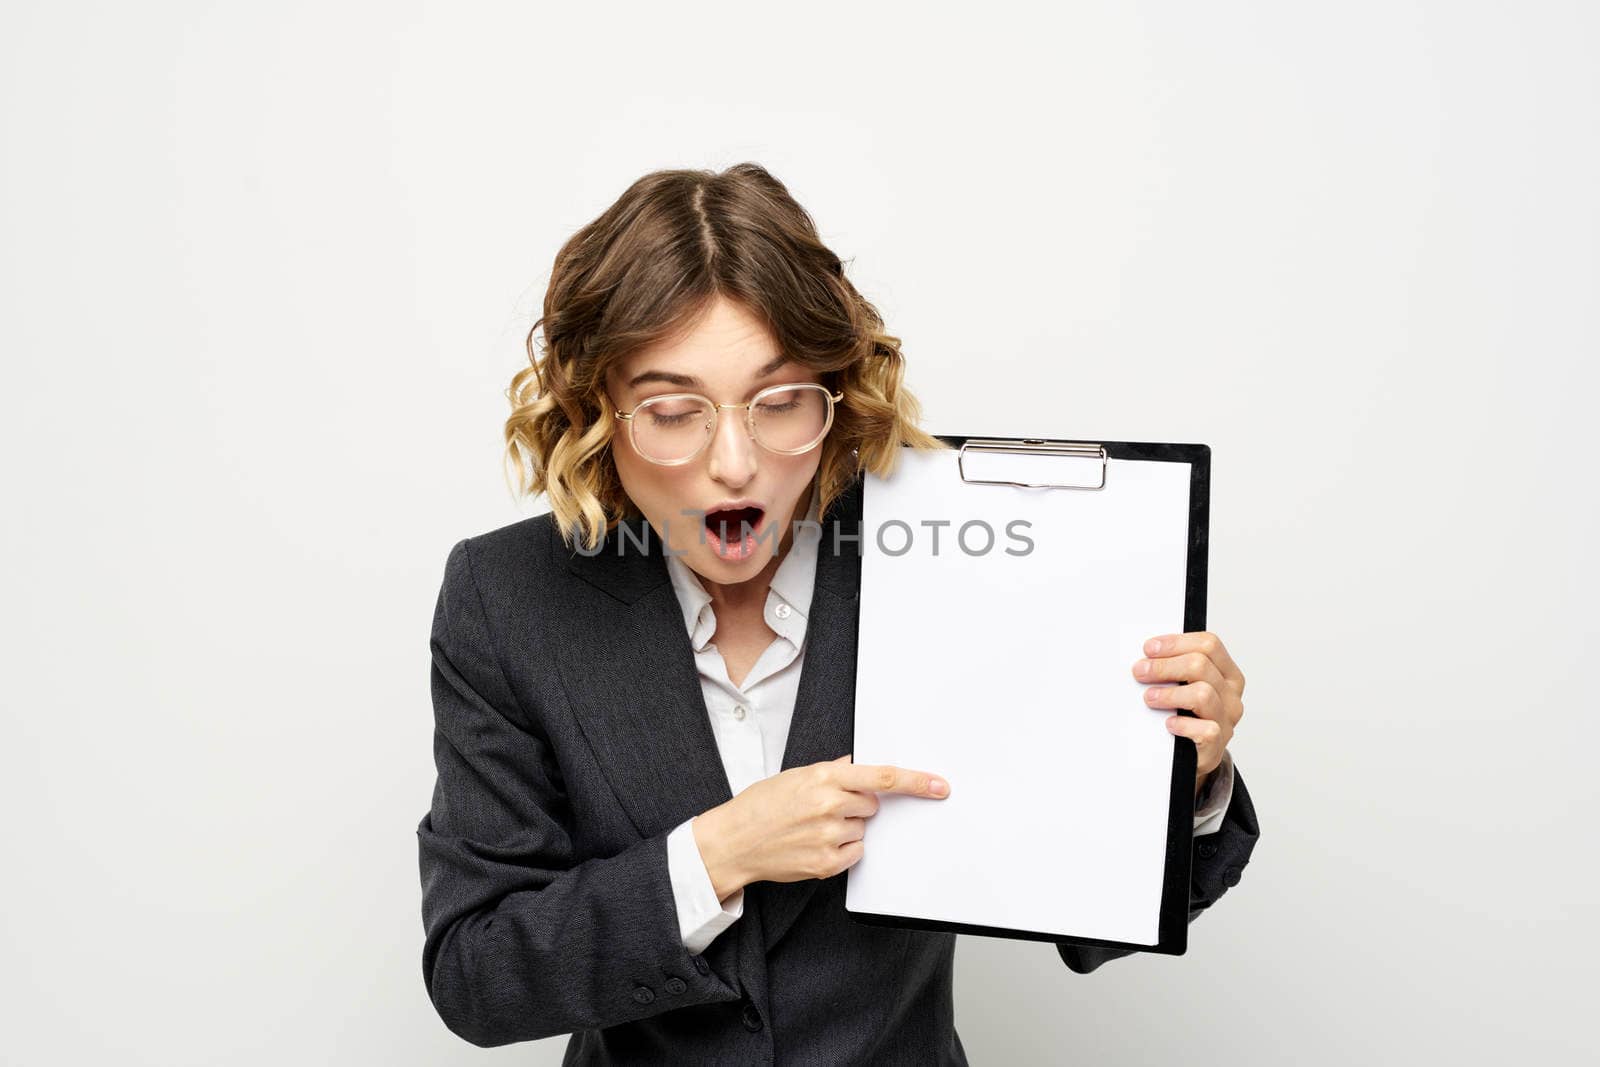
[841, 763, 950, 798]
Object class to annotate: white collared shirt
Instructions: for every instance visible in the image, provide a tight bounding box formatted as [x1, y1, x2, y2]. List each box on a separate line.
[662, 481, 1236, 954]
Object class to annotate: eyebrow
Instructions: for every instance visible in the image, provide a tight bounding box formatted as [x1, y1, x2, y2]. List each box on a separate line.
[626, 352, 793, 391]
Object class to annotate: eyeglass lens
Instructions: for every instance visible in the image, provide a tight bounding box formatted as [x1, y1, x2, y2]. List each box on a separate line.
[631, 384, 830, 463]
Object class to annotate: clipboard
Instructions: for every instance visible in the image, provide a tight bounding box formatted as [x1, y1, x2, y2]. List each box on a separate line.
[842, 434, 1210, 958]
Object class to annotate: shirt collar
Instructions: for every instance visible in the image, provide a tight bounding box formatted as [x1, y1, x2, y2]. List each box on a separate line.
[665, 480, 822, 654]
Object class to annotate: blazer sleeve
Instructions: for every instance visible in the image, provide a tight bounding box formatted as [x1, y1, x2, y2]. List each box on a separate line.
[1056, 759, 1260, 975]
[416, 538, 742, 1046]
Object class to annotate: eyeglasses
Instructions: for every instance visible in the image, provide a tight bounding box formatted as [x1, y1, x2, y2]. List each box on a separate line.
[613, 382, 844, 466]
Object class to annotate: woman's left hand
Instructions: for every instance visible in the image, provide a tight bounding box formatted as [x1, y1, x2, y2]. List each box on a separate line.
[1132, 631, 1246, 803]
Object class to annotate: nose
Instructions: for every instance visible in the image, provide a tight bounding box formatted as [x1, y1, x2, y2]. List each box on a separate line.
[705, 404, 758, 486]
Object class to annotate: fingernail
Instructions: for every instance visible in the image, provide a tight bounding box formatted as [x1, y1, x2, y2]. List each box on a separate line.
[1134, 659, 1150, 676]
[1145, 638, 1164, 655]
[929, 777, 948, 796]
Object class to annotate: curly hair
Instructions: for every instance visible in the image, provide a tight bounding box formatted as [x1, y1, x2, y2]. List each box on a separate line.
[505, 162, 949, 552]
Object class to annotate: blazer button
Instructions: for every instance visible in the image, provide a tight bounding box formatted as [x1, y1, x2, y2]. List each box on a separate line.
[664, 977, 687, 995]
[1197, 840, 1219, 859]
[742, 1002, 764, 1032]
[632, 985, 655, 1005]
[1222, 865, 1243, 887]
[692, 956, 710, 976]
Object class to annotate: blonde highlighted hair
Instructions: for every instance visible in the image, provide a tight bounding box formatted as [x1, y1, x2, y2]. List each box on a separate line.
[505, 162, 948, 552]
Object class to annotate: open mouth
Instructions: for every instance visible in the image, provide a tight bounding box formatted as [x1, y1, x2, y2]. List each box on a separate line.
[703, 506, 766, 560]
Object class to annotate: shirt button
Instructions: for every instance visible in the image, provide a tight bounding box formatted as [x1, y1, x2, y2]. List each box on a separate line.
[774, 603, 792, 619]
[733, 705, 747, 720]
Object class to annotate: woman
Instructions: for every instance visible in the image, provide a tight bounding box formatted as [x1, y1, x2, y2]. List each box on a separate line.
[416, 163, 1260, 1063]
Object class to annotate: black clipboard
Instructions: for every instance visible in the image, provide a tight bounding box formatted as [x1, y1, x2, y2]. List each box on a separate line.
[843, 434, 1211, 958]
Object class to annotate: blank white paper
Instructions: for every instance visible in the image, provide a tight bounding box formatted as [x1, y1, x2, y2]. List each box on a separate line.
[844, 445, 1194, 946]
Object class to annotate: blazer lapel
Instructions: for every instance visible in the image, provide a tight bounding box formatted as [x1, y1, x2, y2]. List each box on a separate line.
[552, 476, 864, 955]
[552, 516, 736, 839]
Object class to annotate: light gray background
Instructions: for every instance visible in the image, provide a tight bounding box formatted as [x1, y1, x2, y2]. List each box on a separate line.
[4, 1, 1594, 1063]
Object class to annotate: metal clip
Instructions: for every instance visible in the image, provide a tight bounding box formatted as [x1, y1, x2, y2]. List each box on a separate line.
[956, 438, 1108, 490]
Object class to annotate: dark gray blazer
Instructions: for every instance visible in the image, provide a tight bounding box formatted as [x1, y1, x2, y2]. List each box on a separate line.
[417, 472, 1260, 1064]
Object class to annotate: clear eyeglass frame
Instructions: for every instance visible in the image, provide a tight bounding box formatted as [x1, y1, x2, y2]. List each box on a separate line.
[613, 382, 845, 466]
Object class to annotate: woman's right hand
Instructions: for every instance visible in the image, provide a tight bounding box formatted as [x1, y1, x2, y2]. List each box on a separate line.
[691, 754, 950, 901]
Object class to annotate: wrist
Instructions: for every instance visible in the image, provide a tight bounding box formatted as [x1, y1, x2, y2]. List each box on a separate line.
[692, 804, 751, 901]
